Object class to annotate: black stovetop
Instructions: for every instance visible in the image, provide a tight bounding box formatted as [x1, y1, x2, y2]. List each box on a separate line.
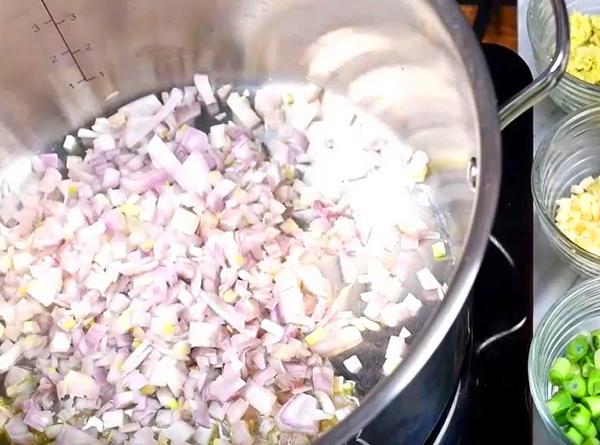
[467, 42, 534, 445]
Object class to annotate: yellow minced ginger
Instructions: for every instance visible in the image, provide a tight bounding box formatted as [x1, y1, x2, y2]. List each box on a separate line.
[567, 12, 600, 85]
[555, 175, 600, 255]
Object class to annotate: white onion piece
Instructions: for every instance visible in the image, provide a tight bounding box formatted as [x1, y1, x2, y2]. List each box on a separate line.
[227, 93, 261, 129]
[276, 393, 321, 435]
[59, 371, 100, 399]
[164, 420, 195, 443]
[244, 379, 276, 415]
[385, 335, 406, 359]
[198, 292, 245, 332]
[343, 355, 363, 374]
[82, 416, 103, 432]
[102, 410, 124, 429]
[170, 207, 200, 235]
[189, 321, 220, 348]
[417, 267, 441, 290]
[309, 326, 363, 357]
[56, 425, 99, 445]
[194, 74, 218, 114]
[119, 94, 162, 116]
[402, 293, 424, 315]
[6, 416, 33, 444]
[0, 343, 22, 373]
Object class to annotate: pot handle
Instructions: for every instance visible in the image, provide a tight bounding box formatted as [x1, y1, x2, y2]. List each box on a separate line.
[498, 0, 569, 129]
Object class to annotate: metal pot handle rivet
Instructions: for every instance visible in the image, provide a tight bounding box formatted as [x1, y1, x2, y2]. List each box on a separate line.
[467, 157, 478, 191]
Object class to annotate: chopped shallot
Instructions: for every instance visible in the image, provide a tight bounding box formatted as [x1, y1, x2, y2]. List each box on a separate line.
[343, 355, 363, 374]
[0, 72, 446, 444]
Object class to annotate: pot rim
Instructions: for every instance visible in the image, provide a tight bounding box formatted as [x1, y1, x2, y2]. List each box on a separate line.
[313, 2, 501, 443]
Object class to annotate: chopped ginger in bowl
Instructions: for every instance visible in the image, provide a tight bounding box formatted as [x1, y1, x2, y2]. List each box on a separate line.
[556, 176, 600, 256]
[568, 12, 600, 86]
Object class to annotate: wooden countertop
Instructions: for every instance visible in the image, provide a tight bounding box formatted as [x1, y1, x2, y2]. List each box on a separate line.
[461, 5, 517, 50]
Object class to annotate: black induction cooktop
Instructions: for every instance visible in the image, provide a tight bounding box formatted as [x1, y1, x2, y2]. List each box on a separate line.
[465, 42, 534, 445]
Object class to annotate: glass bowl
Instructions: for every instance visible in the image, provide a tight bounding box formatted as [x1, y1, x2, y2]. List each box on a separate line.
[529, 277, 600, 445]
[532, 104, 600, 276]
[528, 0, 600, 113]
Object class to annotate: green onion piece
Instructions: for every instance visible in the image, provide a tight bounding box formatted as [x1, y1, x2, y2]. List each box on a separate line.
[582, 358, 594, 379]
[581, 331, 593, 347]
[595, 416, 600, 432]
[549, 357, 574, 386]
[589, 370, 600, 397]
[556, 412, 570, 427]
[581, 354, 594, 367]
[568, 336, 590, 363]
[572, 363, 583, 377]
[581, 422, 597, 438]
[591, 329, 600, 350]
[583, 396, 600, 418]
[595, 350, 600, 370]
[548, 390, 575, 416]
[567, 404, 593, 433]
[565, 426, 585, 445]
[566, 376, 588, 399]
[583, 437, 600, 445]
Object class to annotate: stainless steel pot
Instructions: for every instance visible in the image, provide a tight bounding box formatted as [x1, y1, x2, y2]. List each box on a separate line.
[0, 0, 568, 444]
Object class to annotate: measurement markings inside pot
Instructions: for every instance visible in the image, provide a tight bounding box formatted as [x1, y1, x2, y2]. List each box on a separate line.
[33, 0, 104, 88]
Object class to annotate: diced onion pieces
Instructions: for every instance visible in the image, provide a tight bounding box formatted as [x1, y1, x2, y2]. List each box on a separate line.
[102, 410, 124, 429]
[227, 93, 261, 129]
[276, 393, 321, 435]
[170, 207, 200, 235]
[382, 356, 403, 376]
[417, 267, 441, 290]
[189, 321, 219, 348]
[0, 72, 447, 443]
[244, 380, 276, 415]
[343, 355, 363, 374]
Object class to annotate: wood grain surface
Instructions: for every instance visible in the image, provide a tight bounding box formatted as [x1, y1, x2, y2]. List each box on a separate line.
[460, 5, 517, 50]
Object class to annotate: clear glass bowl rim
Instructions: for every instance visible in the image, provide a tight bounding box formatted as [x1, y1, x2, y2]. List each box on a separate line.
[532, 104, 600, 266]
[528, 277, 600, 445]
[526, 0, 600, 92]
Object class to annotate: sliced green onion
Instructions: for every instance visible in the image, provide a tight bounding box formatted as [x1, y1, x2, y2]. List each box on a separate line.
[588, 369, 600, 397]
[549, 357, 574, 386]
[567, 404, 592, 433]
[566, 376, 588, 398]
[556, 412, 570, 427]
[595, 416, 600, 432]
[582, 437, 600, 445]
[583, 396, 600, 418]
[591, 329, 600, 350]
[565, 426, 585, 445]
[567, 336, 590, 363]
[582, 396, 600, 420]
[581, 331, 593, 347]
[583, 363, 594, 379]
[547, 390, 575, 417]
[573, 363, 583, 377]
[581, 422, 597, 438]
[581, 354, 594, 378]
[595, 350, 600, 369]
